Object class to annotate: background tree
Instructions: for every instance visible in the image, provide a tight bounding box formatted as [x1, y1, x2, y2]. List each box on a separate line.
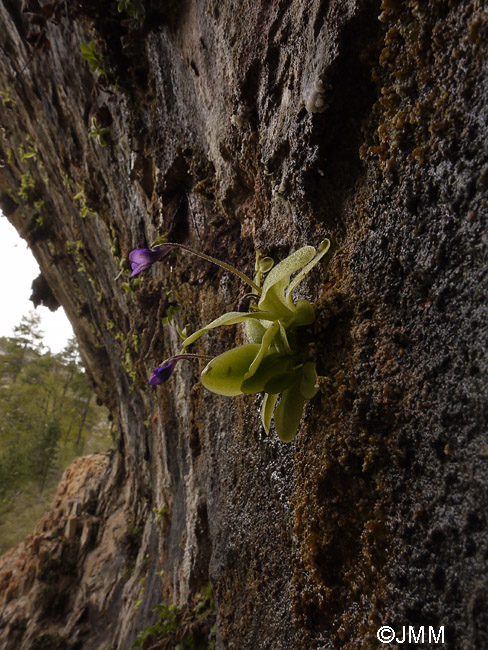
[0, 323, 112, 554]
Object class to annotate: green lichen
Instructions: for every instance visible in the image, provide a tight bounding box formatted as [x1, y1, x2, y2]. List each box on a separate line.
[66, 240, 86, 272]
[132, 584, 216, 650]
[153, 504, 169, 524]
[122, 276, 142, 293]
[133, 577, 145, 611]
[80, 41, 109, 77]
[18, 173, 35, 201]
[18, 136, 39, 162]
[162, 288, 181, 325]
[122, 348, 137, 381]
[73, 183, 96, 218]
[0, 88, 16, 106]
[118, 0, 145, 19]
[89, 117, 110, 147]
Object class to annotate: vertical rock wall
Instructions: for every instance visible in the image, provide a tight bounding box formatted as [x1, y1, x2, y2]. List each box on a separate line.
[0, 1, 486, 649]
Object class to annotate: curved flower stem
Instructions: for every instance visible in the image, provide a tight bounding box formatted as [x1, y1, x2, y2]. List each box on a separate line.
[156, 243, 262, 294]
[171, 353, 214, 362]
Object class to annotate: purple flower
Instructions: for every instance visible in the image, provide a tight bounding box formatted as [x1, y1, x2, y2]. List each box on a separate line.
[148, 354, 211, 386]
[149, 358, 178, 385]
[129, 246, 174, 276]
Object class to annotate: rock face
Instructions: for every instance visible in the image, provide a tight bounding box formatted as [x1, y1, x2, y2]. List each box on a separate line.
[0, 1, 487, 649]
[0, 455, 111, 648]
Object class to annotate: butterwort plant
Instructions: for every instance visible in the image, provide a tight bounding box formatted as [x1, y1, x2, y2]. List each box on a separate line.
[129, 239, 330, 442]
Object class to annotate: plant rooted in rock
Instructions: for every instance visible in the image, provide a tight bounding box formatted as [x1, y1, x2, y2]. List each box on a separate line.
[130, 239, 330, 442]
[89, 117, 110, 147]
[80, 41, 108, 77]
[118, 0, 145, 20]
[132, 583, 216, 649]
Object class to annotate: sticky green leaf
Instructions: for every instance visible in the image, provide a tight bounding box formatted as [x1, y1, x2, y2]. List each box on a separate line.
[261, 392, 279, 435]
[274, 386, 306, 442]
[278, 322, 293, 354]
[245, 318, 268, 344]
[240, 353, 295, 393]
[290, 299, 315, 328]
[200, 344, 260, 396]
[253, 253, 275, 288]
[243, 321, 279, 381]
[299, 362, 319, 399]
[258, 246, 317, 318]
[183, 311, 275, 348]
[263, 372, 297, 394]
[285, 239, 330, 309]
[258, 256, 274, 273]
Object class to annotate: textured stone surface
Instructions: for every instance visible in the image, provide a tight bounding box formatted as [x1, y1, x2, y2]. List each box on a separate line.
[0, 1, 487, 649]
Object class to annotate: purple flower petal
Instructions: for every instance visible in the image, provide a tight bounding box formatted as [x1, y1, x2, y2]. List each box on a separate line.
[129, 246, 174, 276]
[148, 354, 210, 386]
[148, 358, 178, 385]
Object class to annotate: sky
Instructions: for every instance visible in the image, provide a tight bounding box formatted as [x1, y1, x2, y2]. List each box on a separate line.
[0, 214, 74, 353]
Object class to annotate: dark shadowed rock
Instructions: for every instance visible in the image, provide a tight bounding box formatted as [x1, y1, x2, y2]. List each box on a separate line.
[30, 273, 61, 311]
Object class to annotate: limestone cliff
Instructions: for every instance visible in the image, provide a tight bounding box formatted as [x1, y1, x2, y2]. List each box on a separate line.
[0, 1, 487, 649]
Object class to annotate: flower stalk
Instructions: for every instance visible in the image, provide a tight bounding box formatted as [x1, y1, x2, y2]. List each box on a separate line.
[129, 242, 261, 293]
[153, 243, 261, 293]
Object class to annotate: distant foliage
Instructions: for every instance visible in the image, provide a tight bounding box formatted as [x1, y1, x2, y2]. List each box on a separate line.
[0, 312, 113, 554]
